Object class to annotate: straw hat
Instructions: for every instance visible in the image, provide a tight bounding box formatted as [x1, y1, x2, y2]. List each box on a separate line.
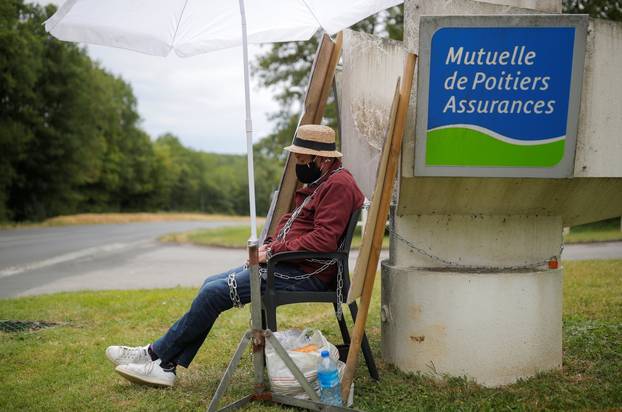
[284, 124, 342, 158]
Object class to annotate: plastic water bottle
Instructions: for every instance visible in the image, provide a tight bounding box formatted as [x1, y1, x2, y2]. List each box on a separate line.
[317, 350, 342, 406]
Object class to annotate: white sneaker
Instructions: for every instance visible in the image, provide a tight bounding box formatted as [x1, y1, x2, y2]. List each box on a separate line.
[105, 345, 151, 366]
[115, 360, 176, 388]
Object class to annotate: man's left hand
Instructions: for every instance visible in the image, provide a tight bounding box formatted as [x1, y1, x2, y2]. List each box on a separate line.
[257, 245, 268, 264]
[258, 248, 267, 264]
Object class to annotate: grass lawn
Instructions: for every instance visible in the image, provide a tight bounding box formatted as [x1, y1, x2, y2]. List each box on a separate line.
[1, 260, 620, 411]
[161, 224, 269, 249]
[565, 217, 622, 244]
[161, 225, 390, 250]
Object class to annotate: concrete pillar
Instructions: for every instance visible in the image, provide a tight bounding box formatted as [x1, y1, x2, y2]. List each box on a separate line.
[381, 214, 563, 386]
[381, 0, 568, 387]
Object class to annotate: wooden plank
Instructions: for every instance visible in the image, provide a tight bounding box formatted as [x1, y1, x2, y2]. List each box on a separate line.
[346, 79, 400, 304]
[266, 35, 334, 238]
[265, 33, 344, 239]
[314, 32, 343, 124]
[301, 34, 336, 124]
[341, 53, 417, 402]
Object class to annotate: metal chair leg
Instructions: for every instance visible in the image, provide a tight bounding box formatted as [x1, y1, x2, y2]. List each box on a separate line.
[266, 307, 277, 332]
[333, 302, 351, 345]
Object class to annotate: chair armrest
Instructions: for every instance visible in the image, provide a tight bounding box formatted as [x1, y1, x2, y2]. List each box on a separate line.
[269, 251, 347, 264]
[265, 251, 348, 290]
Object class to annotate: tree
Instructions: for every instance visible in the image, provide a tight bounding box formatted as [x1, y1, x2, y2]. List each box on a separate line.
[252, 6, 403, 164]
[2, 2, 108, 220]
[564, 0, 622, 20]
[5, 3, 158, 220]
[0, 0, 287, 222]
[0, 1, 44, 220]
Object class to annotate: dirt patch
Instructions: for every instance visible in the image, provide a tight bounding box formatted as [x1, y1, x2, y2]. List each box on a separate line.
[0, 320, 64, 333]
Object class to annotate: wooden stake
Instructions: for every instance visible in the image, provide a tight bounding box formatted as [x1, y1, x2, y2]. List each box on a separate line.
[347, 80, 400, 304]
[341, 53, 417, 402]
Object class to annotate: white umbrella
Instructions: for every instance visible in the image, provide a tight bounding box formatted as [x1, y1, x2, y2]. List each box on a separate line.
[45, 0, 402, 241]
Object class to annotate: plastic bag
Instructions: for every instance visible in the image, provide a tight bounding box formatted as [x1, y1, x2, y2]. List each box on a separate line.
[265, 328, 340, 399]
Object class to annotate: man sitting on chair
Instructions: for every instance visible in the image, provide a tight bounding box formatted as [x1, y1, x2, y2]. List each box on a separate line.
[106, 124, 365, 387]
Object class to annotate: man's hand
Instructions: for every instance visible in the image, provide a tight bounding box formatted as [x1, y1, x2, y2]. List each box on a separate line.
[257, 245, 267, 263]
[254, 245, 267, 264]
[246, 245, 267, 266]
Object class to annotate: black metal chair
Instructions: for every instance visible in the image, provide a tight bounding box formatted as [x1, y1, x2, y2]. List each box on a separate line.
[261, 208, 379, 380]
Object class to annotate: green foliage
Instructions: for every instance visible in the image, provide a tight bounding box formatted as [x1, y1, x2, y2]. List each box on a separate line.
[0, 1, 44, 220]
[0, 0, 281, 222]
[253, 114, 299, 163]
[251, 6, 404, 163]
[564, 0, 622, 21]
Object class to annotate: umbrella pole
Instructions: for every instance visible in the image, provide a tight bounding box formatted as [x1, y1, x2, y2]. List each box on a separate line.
[238, 0, 265, 398]
[238, 0, 268, 398]
[239, 0, 258, 242]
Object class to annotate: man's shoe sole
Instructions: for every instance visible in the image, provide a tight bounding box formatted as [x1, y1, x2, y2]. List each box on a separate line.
[115, 367, 174, 388]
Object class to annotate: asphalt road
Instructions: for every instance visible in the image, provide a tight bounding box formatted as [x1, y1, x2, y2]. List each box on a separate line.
[0, 222, 620, 299]
[0, 221, 240, 299]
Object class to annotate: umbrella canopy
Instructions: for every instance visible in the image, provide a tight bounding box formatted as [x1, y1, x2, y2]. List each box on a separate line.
[46, 0, 401, 57]
[45, 0, 402, 241]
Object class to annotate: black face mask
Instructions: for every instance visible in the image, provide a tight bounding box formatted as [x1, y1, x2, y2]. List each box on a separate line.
[295, 159, 322, 184]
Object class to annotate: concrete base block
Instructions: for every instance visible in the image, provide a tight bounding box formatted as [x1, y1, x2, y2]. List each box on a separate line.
[390, 214, 562, 268]
[381, 262, 563, 386]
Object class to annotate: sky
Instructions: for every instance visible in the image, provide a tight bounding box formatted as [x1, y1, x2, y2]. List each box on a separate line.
[33, 1, 282, 154]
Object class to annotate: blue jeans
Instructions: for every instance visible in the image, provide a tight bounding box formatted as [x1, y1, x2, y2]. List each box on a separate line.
[152, 263, 329, 367]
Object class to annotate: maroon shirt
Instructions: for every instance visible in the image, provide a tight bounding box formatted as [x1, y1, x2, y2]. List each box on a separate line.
[265, 160, 364, 285]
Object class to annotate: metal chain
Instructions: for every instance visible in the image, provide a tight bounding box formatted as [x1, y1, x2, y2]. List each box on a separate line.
[275, 195, 312, 242]
[267, 167, 347, 318]
[270, 259, 336, 280]
[254, 263, 345, 319]
[335, 261, 344, 319]
[275, 167, 343, 242]
[227, 272, 244, 308]
[388, 215, 564, 271]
